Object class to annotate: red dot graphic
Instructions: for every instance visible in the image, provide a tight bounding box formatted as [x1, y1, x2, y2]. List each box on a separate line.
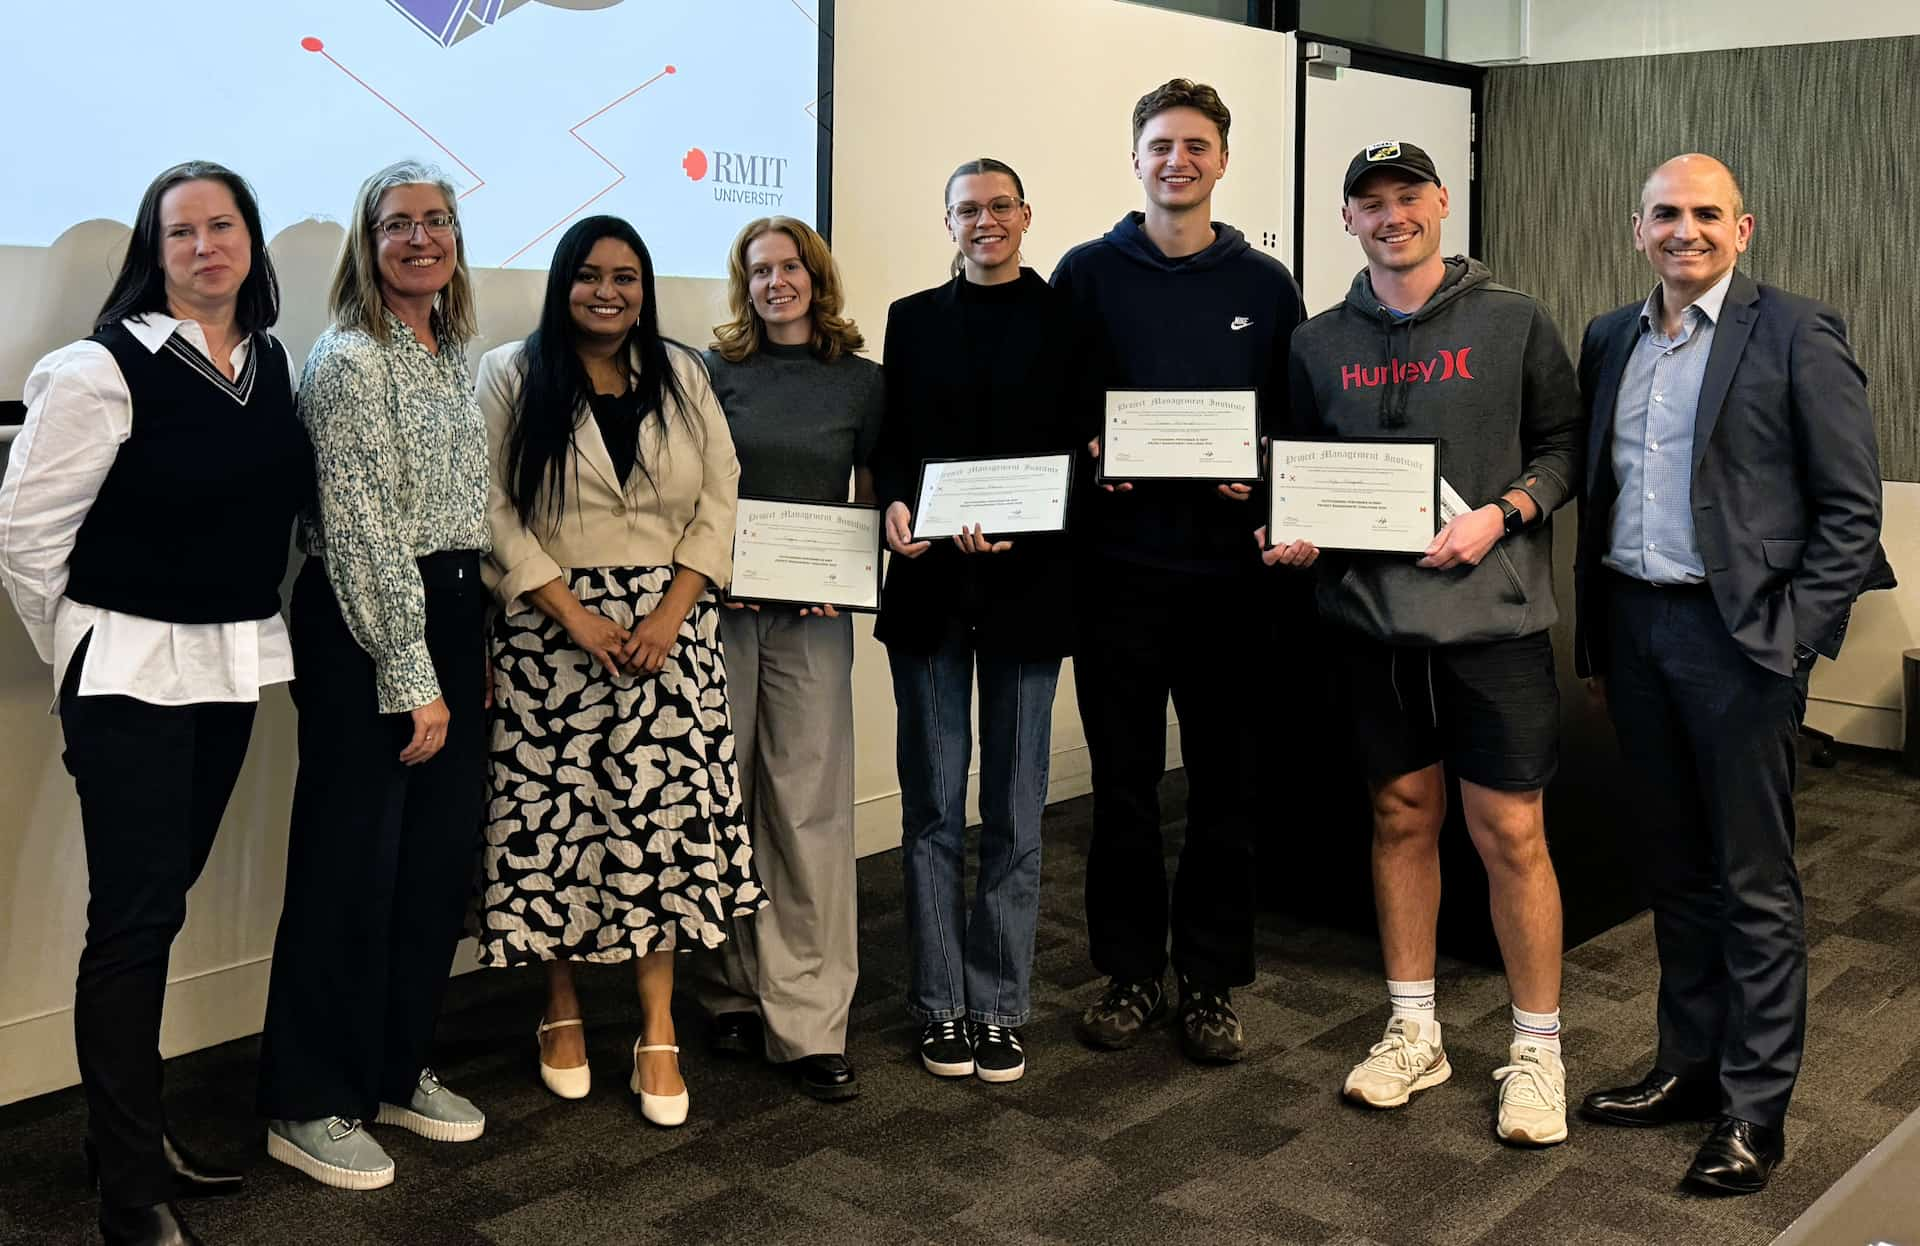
[301, 36, 324, 52]
[665, 65, 676, 74]
[682, 148, 708, 181]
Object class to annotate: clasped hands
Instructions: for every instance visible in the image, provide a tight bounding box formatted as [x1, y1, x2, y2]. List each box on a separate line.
[565, 605, 682, 677]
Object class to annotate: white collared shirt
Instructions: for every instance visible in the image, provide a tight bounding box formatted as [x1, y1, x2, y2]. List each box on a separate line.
[0, 314, 298, 705]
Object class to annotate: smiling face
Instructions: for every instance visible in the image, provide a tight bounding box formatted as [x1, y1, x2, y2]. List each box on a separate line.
[1132, 106, 1228, 213]
[158, 179, 251, 315]
[745, 229, 812, 332]
[945, 171, 1029, 276]
[1341, 172, 1449, 275]
[372, 183, 457, 305]
[568, 235, 644, 345]
[1633, 156, 1752, 300]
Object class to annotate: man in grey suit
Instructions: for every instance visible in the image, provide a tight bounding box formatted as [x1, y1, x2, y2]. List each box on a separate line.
[1572, 154, 1883, 1193]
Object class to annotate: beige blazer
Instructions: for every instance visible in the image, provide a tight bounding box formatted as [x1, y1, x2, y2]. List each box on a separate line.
[477, 340, 739, 611]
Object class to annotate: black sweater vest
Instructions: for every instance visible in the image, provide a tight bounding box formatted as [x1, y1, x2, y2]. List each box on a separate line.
[65, 324, 312, 624]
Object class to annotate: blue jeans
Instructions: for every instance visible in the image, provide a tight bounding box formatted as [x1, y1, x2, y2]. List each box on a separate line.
[889, 624, 1061, 1026]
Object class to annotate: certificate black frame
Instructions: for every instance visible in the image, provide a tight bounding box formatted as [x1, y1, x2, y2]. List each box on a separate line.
[1097, 388, 1262, 484]
[1264, 435, 1441, 554]
[908, 451, 1077, 541]
[727, 494, 884, 613]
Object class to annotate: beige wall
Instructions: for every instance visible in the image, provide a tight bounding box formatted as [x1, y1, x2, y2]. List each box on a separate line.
[0, 0, 1295, 1104]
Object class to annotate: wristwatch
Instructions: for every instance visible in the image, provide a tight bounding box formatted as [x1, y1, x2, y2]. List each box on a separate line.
[1494, 498, 1526, 536]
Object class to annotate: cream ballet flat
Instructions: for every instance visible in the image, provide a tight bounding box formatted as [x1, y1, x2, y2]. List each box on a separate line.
[537, 1017, 590, 1100]
[630, 1039, 689, 1127]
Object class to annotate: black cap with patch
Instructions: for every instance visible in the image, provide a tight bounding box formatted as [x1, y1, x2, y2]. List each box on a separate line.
[1342, 140, 1441, 198]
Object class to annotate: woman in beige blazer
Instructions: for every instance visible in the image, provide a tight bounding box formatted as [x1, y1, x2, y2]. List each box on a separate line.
[472, 215, 763, 1128]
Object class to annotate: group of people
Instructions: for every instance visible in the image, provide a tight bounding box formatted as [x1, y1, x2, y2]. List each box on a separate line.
[0, 73, 1884, 1246]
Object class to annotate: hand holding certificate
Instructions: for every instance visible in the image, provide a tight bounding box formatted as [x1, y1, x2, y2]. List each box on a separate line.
[1100, 389, 1260, 482]
[910, 453, 1073, 540]
[730, 497, 883, 612]
[1266, 438, 1439, 554]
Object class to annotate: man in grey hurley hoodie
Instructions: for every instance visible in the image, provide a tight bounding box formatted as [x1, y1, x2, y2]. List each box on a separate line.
[1269, 141, 1582, 1147]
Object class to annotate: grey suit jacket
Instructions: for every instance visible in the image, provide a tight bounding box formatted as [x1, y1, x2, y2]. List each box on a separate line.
[1574, 270, 1883, 678]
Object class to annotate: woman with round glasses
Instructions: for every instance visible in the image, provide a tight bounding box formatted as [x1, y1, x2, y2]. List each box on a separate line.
[257, 160, 492, 1191]
[687, 215, 881, 1103]
[0, 160, 308, 1246]
[473, 214, 760, 1129]
[873, 157, 1088, 1086]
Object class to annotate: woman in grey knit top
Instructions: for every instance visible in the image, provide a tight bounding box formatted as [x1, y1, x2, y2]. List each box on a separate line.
[690, 216, 882, 1103]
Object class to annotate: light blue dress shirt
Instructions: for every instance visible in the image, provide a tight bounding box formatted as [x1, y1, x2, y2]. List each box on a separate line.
[1602, 269, 1735, 585]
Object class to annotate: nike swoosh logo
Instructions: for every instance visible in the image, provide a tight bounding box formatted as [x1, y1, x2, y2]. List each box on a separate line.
[1229, 317, 1253, 331]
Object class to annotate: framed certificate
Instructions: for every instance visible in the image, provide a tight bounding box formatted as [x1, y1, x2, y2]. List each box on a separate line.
[910, 452, 1074, 540]
[1099, 389, 1260, 482]
[1266, 437, 1440, 554]
[729, 496, 883, 612]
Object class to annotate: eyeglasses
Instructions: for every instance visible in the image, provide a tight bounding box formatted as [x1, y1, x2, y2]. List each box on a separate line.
[947, 196, 1024, 224]
[375, 212, 457, 241]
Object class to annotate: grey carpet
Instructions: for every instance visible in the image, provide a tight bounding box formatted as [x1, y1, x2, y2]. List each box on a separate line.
[2, 749, 1918, 1245]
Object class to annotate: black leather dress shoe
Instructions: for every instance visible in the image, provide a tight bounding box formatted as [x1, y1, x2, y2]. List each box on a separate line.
[85, 1134, 245, 1199]
[1579, 1069, 1719, 1127]
[794, 1053, 859, 1102]
[1685, 1116, 1784, 1194]
[98, 1201, 202, 1246]
[708, 1011, 762, 1059]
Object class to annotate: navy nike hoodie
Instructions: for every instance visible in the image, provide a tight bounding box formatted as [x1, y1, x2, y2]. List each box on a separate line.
[1052, 212, 1305, 577]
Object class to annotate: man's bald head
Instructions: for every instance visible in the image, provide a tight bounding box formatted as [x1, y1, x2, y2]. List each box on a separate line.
[1641, 154, 1744, 219]
[1632, 153, 1754, 303]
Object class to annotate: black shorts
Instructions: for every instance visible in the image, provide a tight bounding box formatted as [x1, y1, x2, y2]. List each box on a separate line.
[1333, 629, 1560, 792]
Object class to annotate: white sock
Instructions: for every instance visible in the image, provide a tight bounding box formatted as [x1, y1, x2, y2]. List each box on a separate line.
[1511, 1004, 1562, 1055]
[1386, 979, 1439, 1045]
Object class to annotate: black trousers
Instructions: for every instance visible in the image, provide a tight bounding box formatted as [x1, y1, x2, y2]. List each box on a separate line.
[256, 554, 487, 1121]
[1605, 575, 1808, 1127]
[59, 639, 257, 1208]
[1073, 559, 1263, 988]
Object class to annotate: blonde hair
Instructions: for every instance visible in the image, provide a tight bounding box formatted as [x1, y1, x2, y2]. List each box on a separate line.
[326, 160, 478, 345]
[710, 216, 864, 363]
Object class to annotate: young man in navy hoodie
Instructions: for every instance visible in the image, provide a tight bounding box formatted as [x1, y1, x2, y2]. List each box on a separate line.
[1271, 141, 1581, 1145]
[1052, 78, 1305, 1065]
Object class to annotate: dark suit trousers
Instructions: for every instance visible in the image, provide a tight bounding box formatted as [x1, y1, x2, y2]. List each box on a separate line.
[256, 555, 487, 1121]
[59, 642, 256, 1208]
[1074, 560, 1262, 988]
[1605, 575, 1808, 1126]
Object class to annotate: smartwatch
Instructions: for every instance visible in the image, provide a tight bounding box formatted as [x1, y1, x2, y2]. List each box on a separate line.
[1495, 498, 1526, 536]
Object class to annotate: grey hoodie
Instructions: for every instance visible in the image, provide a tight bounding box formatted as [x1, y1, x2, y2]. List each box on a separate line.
[1286, 257, 1582, 646]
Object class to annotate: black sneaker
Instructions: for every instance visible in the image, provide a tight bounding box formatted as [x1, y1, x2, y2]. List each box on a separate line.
[1074, 977, 1169, 1050]
[971, 1023, 1026, 1084]
[1178, 984, 1246, 1064]
[919, 1019, 974, 1077]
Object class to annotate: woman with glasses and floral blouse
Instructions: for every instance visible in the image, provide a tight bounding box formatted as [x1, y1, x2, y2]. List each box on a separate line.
[873, 158, 1089, 1085]
[257, 161, 492, 1192]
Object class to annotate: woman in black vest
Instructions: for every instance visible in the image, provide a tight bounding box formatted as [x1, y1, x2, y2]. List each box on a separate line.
[0, 162, 309, 1246]
[873, 157, 1088, 1086]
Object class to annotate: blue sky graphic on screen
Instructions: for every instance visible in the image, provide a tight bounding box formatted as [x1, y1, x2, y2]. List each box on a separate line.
[2, 0, 820, 278]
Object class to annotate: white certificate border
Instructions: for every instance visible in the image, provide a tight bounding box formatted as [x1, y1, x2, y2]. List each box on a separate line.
[728, 494, 884, 612]
[1098, 387, 1261, 483]
[908, 451, 1076, 541]
[1264, 436, 1441, 555]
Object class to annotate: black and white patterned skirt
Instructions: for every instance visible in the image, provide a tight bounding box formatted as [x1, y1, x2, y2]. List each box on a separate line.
[473, 565, 765, 966]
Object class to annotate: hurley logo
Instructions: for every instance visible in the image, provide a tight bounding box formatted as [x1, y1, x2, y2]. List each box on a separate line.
[1340, 348, 1475, 390]
[1229, 316, 1254, 331]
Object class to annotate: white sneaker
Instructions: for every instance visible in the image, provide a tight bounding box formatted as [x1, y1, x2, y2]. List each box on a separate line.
[1493, 1043, 1569, 1146]
[1343, 1017, 1451, 1108]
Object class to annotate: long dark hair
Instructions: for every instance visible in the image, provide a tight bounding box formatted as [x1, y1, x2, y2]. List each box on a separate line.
[505, 215, 694, 530]
[96, 161, 280, 333]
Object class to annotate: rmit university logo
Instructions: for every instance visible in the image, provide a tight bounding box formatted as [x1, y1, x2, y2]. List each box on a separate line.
[1340, 348, 1474, 390]
[681, 147, 788, 208]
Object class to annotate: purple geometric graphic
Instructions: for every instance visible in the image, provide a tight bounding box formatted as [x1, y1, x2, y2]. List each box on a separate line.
[384, 0, 628, 48]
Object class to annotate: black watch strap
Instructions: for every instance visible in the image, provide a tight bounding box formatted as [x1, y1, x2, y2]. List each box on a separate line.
[1496, 498, 1525, 535]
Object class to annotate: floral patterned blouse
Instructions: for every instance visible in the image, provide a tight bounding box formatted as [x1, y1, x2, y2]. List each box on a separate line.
[298, 310, 489, 713]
